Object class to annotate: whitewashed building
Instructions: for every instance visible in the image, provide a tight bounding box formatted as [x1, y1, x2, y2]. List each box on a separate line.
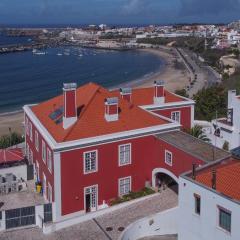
[199, 90, 240, 150]
[179, 157, 240, 240]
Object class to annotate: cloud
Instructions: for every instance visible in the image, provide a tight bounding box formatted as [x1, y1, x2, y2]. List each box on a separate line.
[179, 0, 240, 17]
[122, 0, 152, 14]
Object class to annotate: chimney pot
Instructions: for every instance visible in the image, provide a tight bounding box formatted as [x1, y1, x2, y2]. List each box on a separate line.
[192, 164, 196, 180]
[211, 169, 217, 190]
[120, 88, 132, 102]
[105, 97, 119, 122]
[63, 83, 77, 129]
[154, 80, 165, 104]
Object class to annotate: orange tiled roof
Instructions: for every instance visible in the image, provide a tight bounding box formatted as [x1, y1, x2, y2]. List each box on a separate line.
[111, 87, 187, 106]
[195, 158, 240, 202]
[31, 83, 170, 143]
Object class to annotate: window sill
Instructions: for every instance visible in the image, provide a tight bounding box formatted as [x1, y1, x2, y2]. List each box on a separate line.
[216, 226, 231, 235]
[84, 170, 98, 175]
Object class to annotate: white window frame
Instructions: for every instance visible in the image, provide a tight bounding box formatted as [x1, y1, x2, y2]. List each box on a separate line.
[165, 150, 173, 166]
[29, 122, 33, 141]
[84, 184, 98, 212]
[118, 143, 131, 166]
[118, 176, 131, 196]
[26, 144, 29, 159]
[42, 140, 46, 163]
[29, 149, 33, 165]
[218, 206, 232, 233]
[47, 148, 52, 173]
[83, 150, 98, 174]
[43, 173, 47, 200]
[35, 130, 39, 151]
[171, 111, 181, 123]
[36, 161, 40, 181]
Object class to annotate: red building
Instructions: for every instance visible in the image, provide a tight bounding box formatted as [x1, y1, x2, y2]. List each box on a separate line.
[23, 81, 229, 222]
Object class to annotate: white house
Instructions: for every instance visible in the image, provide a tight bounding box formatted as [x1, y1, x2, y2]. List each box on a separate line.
[179, 158, 240, 240]
[199, 90, 240, 150]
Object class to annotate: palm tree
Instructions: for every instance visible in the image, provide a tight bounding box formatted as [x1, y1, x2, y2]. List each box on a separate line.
[189, 125, 210, 143]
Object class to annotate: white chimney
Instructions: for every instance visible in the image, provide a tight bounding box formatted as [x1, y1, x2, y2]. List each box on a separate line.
[154, 80, 165, 104]
[63, 83, 77, 129]
[120, 88, 132, 102]
[105, 97, 119, 122]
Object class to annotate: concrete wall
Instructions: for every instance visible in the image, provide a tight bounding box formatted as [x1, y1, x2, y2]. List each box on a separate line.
[178, 177, 240, 240]
[120, 207, 178, 240]
[0, 164, 27, 181]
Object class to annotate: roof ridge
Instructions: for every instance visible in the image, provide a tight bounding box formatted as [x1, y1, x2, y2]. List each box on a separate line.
[62, 85, 102, 141]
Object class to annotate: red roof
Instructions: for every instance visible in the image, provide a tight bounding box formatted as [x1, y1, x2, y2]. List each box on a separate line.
[0, 148, 24, 165]
[195, 158, 240, 202]
[112, 87, 187, 106]
[31, 83, 171, 143]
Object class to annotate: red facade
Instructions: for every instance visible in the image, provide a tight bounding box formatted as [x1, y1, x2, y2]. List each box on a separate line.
[64, 90, 76, 118]
[60, 135, 204, 216]
[153, 106, 192, 130]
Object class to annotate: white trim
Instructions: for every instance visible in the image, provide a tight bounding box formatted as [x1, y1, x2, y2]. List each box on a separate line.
[36, 160, 40, 181]
[83, 150, 98, 175]
[191, 105, 195, 128]
[29, 122, 33, 141]
[118, 176, 132, 196]
[42, 140, 46, 163]
[118, 143, 132, 166]
[48, 182, 53, 203]
[141, 100, 195, 111]
[165, 150, 173, 166]
[84, 184, 98, 212]
[24, 105, 181, 153]
[152, 168, 178, 188]
[53, 152, 61, 221]
[35, 130, 39, 151]
[43, 173, 47, 200]
[47, 148, 52, 174]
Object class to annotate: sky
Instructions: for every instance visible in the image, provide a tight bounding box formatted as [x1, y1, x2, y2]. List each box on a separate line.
[0, 0, 240, 25]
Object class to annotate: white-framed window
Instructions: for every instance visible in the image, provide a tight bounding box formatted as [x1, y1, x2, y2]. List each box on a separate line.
[171, 111, 181, 123]
[25, 117, 29, 136]
[119, 176, 131, 196]
[165, 150, 173, 166]
[47, 148, 52, 173]
[42, 140, 46, 163]
[119, 143, 131, 166]
[35, 131, 39, 151]
[218, 206, 231, 233]
[84, 150, 98, 174]
[29, 122, 33, 141]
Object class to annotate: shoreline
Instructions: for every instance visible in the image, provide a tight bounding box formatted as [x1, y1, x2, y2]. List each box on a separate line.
[0, 47, 190, 136]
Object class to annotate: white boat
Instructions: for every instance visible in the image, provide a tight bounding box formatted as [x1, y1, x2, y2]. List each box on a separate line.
[57, 53, 63, 56]
[33, 50, 46, 55]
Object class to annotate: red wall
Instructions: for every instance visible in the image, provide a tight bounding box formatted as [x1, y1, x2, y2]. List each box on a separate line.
[153, 106, 192, 130]
[60, 134, 204, 216]
[25, 115, 54, 201]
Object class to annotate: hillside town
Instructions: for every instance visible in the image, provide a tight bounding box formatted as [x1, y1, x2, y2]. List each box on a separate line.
[1, 12, 240, 240]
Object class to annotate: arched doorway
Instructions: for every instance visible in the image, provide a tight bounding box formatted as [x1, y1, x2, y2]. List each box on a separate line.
[152, 168, 178, 193]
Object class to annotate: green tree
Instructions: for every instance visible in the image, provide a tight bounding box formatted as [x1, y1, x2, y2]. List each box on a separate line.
[0, 132, 24, 149]
[188, 125, 210, 143]
[175, 89, 189, 98]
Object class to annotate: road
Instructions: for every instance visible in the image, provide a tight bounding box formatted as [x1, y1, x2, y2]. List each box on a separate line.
[176, 48, 221, 97]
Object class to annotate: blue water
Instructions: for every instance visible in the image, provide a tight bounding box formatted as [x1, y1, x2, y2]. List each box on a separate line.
[0, 47, 163, 113]
[0, 32, 32, 46]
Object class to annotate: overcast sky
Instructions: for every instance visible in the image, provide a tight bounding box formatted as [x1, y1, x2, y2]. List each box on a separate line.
[0, 0, 240, 25]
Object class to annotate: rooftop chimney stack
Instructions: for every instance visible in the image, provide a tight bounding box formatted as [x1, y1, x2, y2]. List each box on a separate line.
[154, 80, 165, 104]
[211, 169, 217, 190]
[63, 83, 77, 129]
[105, 97, 119, 122]
[120, 88, 132, 102]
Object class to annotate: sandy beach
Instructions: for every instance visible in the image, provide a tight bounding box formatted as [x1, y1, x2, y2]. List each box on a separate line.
[0, 47, 190, 136]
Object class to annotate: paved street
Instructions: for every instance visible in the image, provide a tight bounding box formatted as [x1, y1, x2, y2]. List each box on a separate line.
[0, 187, 178, 240]
[139, 235, 177, 240]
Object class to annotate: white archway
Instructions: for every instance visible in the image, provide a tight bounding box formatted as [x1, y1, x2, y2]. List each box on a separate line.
[152, 168, 179, 188]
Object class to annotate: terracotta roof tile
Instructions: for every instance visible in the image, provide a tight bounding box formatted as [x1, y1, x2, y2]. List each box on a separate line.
[31, 83, 171, 143]
[195, 158, 240, 202]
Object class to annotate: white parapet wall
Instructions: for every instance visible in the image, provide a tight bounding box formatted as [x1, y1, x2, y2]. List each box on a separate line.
[120, 207, 178, 240]
[0, 164, 27, 181]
